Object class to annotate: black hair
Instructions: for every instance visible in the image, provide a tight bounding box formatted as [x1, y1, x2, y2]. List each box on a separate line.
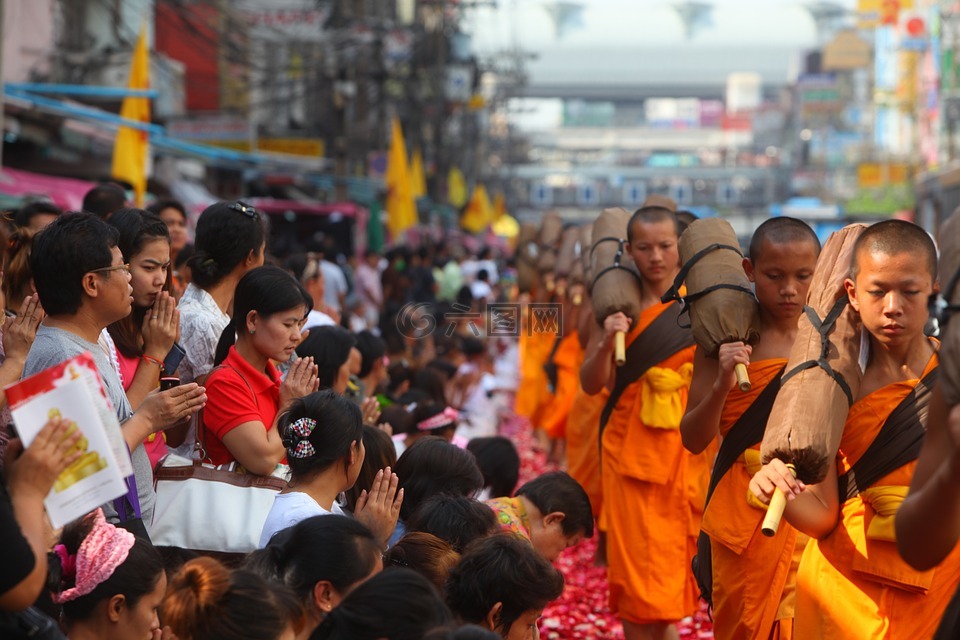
[31, 212, 119, 315]
[344, 424, 398, 512]
[466, 437, 520, 499]
[626, 206, 680, 242]
[426, 359, 458, 380]
[278, 390, 364, 482]
[312, 568, 454, 640]
[245, 515, 381, 602]
[106, 209, 173, 358]
[147, 198, 187, 221]
[477, 269, 489, 282]
[378, 404, 415, 436]
[445, 533, 564, 635]
[461, 338, 485, 358]
[296, 325, 357, 389]
[422, 625, 501, 640]
[411, 368, 449, 405]
[748, 216, 821, 262]
[82, 183, 127, 219]
[851, 219, 937, 280]
[354, 330, 386, 379]
[14, 200, 61, 228]
[387, 360, 413, 395]
[188, 200, 267, 289]
[57, 512, 164, 624]
[156, 546, 200, 583]
[675, 210, 699, 235]
[515, 471, 594, 538]
[395, 437, 484, 521]
[214, 265, 312, 365]
[175, 243, 195, 269]
[407, 495, 497, 553]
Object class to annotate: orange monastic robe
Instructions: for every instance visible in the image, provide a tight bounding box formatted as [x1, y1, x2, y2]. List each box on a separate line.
[702, 358, 803, 640]
[542, 332, 583, 439]
[796, 353, 960, 639]
[602, 300, 700, 624]
[566, 384, 607, 519]
[516, 329, 553, 421]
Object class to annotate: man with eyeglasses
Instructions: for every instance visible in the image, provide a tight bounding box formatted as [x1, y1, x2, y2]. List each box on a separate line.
[23, 213, 207, 529]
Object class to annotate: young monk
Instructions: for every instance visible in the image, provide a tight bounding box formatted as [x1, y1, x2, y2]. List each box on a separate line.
[750, 220, 960, 639]
[580, 206, 698, 640]
[680, 217, 820, 640]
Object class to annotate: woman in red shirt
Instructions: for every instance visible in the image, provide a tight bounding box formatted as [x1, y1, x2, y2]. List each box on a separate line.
[202, 266, 319, 474]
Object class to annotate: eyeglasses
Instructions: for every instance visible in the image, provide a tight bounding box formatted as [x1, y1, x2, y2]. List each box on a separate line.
[230, 201, 260, 219]
[89, 263, 131, 276]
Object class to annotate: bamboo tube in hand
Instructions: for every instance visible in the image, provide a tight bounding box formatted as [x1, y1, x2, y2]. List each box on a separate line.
[615, 331, 626, 367]
[761, 463, 796, 537]
[735, 363, 751, 392]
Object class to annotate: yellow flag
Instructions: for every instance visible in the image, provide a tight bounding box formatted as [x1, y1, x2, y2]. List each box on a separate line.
[385, 117, 417, 238]
[410, 149, 427, 199]
[111, 26, 150, 206]
[447, 166, 468, 208]
[462, 184, 495, 233]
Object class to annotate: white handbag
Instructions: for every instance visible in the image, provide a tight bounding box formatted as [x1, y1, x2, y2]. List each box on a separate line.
[149, 454, 288, 553]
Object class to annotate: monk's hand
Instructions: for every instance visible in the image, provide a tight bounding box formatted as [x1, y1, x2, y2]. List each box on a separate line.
[749, 459, 806, 505]
[601, 312, 631, 350]
[716, 342, 751, 393]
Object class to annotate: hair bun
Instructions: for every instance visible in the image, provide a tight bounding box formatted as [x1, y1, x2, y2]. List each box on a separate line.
[164, 557, 231, 634]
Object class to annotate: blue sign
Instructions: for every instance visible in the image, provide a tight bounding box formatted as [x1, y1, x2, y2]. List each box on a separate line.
[623, 182, 647, 206]
[530, 182, 552, 207]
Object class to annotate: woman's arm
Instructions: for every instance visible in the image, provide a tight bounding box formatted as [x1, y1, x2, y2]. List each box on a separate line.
[896, 386, 960, 569]
[221, 420, 286, 475]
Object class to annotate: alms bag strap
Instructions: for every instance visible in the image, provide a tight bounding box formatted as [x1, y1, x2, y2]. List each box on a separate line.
[779, 297, 854, 405]
[598, 301, 695, 446]
[661, 243, 756, 329]
[838, 366, 939, 501]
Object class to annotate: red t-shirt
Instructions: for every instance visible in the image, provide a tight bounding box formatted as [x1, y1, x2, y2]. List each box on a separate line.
[201, 346, 282, 466]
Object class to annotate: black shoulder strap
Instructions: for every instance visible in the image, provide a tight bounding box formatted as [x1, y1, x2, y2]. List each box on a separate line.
[704, 365, 786, 509]
[838, 366, 939, 501]
[598, 301, 695, 445]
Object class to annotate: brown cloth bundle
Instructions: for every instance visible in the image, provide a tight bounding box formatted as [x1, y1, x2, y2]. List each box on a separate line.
[761, 224, 868, 485]
[662, 217, 760, 390]
[939, 212, 960, 405]
[557, 226, 581, 277]
[590, 208, 643, 365]
[516, 222, 539, 294]
[537, 211, 564, 274]
[579, 224, 594, 287]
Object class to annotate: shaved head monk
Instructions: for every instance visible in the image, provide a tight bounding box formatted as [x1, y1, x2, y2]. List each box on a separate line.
[750, 219, 960, 638]
[682, 216, 820, 639]
[581, 205, 705, 640]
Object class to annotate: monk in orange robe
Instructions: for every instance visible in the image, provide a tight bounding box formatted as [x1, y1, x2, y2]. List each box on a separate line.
[580, 206, 702, 640]
[681, 218, 821, 640]
[541, 331, 583, 440]
[751, 220, 960, 639]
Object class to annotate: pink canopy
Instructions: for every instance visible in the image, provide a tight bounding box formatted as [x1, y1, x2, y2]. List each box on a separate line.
[0, 167, 97, 211]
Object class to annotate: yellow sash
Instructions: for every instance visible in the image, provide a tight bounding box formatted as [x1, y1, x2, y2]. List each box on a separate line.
[639, 363, 693, 429]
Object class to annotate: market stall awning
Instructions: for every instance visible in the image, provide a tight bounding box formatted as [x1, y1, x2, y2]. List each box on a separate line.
[0, 167, 97, 211]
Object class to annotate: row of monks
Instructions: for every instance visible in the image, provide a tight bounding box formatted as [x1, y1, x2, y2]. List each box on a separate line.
[516, 201, 960, 640]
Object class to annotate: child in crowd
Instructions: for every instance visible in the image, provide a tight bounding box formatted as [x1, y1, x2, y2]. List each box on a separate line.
[407, 494, 498, 553]
[384, 532, 461, 592]
[446, 533, 565, 639]
[486, 471, 594, 562]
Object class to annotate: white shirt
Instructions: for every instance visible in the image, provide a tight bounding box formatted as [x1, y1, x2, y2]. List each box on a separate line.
[178, 283, 230, 384]
[304, 308, 337, 330]
[321, 261, 348, 312]
[259, 491, 345, 548]
[470, 280, 493, 302]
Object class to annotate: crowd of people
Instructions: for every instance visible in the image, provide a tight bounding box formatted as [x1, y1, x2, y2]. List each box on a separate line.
[1, 185, 596, 640]
[3, 180, 960, 640]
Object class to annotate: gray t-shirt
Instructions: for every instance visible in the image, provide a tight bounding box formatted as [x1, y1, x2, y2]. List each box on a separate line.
[24, 325, 155, 525]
